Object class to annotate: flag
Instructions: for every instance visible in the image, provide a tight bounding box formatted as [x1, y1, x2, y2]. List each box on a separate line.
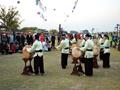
[38, 0, 47, 12]
[72, 0, 79, 13]
[36, 0, 40, 5]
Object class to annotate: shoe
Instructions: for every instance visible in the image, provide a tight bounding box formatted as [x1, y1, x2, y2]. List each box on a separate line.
[33, 73, 39, 76]
[62, 66, 66, 69]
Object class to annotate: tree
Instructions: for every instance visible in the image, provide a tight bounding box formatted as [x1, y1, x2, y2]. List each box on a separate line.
[0, 6, 21, 31]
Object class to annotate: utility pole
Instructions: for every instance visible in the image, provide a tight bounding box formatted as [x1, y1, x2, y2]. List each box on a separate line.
[58, 24, 62, 44]
[92, 28, 94, 33]
[91, 28, 94, 37]
[116, 24, 120, 51]
[117, 24, 119, 38]
[117, 24, 120, 37]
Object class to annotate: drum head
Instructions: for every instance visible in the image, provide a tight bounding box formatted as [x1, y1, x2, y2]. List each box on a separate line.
[22, 46, 31, 59]
[72, 47, 81, 58]
[71, 44, 77, 49]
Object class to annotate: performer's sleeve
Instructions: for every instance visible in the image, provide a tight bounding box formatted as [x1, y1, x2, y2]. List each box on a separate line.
[98, 39, 101, 45]
[71, 38, 76, 44]
[80, 40, 85, 47]
[92, 40, 94, 47]
[56, 41, 64, 50]
[80, 41, 88, 51]
[102, 40, 106, 48]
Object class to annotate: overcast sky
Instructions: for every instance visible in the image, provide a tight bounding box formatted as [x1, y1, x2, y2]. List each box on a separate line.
[0, 0, 120, 32]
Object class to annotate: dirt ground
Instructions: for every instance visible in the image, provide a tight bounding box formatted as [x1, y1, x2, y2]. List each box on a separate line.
[0, 48, 120, 90]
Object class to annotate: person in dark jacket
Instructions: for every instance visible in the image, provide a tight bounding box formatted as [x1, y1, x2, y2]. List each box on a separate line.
[51, 34, 56, 49]
[21, 34, 25, 47]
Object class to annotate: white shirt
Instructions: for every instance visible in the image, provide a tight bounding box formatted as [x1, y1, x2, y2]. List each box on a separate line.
[98, 38, 104, 49]
[98, 38, 102, 44]
[42, 41, 48, 51]
[27, 40, 43, 57]
[80, 39, 86, 47]
[80, 39, 94, 58]
[102, 39, 110, 54]
[70, 38, 76, 44]
[56, 38, 70, 54]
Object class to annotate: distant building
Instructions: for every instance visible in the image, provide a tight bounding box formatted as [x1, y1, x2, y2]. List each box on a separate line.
[70, 30, 78, 35]
[81, 30, 89, 34]
[37, 29, 48, 34]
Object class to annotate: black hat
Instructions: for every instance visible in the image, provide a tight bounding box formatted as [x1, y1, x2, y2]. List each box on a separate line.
[98, 34, 102, 38]
[35, 34, 39, 40]
[104, 34, 109, 39]
[85, 33, 91, 37]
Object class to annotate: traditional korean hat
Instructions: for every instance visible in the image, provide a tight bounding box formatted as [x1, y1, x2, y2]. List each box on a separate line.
[85, 33, 91, 37]
[104, 34, 109, 39]
[98, 34, 102, 38]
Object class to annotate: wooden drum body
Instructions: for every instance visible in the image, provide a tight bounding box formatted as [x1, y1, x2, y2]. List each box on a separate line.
[71, 47, 82, 63]
[22, 45, 32, 63]
[93, 45, 100, 56]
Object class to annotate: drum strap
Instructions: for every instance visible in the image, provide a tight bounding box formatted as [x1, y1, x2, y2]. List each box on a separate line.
[86, 49, 93, 51]
[64, 47, 70, 49]
[82, 45, 84, 47]
[105, 47, 109, 49]
[101, 43, 104, 45]
[35, 50, 43, 52]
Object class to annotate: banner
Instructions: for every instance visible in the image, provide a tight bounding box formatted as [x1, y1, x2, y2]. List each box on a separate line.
[36, 0, 40, 5]
[72, 0, 78, 13]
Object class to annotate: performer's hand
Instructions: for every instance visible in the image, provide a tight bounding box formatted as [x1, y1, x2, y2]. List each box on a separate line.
[55, 47, 58, 50]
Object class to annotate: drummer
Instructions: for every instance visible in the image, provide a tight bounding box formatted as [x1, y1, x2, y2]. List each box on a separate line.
[70, 34, 77, 44]
[80, 34, 94, 76]
[79, 36, 86, 48]
[79, 36, 86, 63]
[98, 34, 104, 60]
[102, 34, 110, 68]
[27, 34, 45, 75]
[56, 34, 70, 69]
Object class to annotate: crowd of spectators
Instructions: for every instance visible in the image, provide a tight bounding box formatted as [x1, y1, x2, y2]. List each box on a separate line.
[0, 31, 120, 55]
[0, 31, 56, 55]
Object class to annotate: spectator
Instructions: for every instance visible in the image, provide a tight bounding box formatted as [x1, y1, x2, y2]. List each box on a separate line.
[51, 34, 56, 49]
[39, 33, 45, 43]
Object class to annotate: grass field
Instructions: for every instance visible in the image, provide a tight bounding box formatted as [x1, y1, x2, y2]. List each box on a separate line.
[0, 48, 120, 90]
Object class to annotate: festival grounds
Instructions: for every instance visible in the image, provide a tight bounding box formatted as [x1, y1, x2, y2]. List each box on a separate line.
[0, 48, 120, 90]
